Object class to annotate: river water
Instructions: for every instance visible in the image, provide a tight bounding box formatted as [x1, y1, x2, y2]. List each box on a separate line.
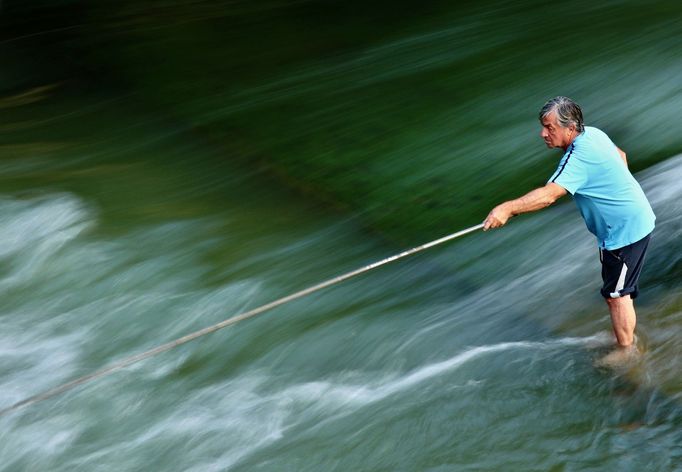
[1, 93, 680, 470]
[1, 1, 682, 471]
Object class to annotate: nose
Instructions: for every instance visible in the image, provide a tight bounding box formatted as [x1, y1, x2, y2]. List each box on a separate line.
[540, 128, 548, 139]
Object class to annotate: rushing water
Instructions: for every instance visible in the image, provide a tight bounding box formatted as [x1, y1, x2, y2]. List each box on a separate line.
[1, 1, 682, 471]
[0, 93, 680, 471]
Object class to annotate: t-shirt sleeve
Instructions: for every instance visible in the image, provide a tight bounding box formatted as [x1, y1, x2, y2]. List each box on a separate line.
[547, 153, 586, 195]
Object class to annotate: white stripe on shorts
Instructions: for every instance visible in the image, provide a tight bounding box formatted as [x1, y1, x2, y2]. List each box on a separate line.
[609, 262, 628, 298]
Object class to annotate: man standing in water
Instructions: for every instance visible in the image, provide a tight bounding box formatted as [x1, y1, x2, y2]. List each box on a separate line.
[483, 96, 655, 361]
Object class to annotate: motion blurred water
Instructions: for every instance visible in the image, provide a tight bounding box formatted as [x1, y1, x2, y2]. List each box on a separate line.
[1, 1, 681, 471]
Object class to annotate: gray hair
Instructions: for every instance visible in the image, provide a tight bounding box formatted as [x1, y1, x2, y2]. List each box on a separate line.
[538, 96, 584, 133]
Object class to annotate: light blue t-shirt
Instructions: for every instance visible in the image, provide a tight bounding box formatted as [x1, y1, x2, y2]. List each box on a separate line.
[548, 126, 655, 250]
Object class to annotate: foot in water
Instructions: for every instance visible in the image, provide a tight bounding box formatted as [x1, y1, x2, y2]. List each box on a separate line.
[595, 343, 641, 370]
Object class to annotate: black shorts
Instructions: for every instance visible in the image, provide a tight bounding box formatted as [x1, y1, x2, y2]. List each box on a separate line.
[599, 233, 651, 299]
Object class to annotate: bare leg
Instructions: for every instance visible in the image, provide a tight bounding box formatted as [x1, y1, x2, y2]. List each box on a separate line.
[605, 295, 636, 347]
[596, 295, 639, 368]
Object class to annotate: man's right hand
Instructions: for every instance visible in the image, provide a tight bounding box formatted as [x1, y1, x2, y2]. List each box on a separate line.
[483, 184, 567, 231]
[483, 203, 513, 231]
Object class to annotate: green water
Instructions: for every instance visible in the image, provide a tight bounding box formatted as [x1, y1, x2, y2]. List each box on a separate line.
[4, 1, 682, 241]
[1, 1, 682, 471]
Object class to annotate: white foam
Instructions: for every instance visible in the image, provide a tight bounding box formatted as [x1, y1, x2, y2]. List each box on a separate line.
[0, 194, 92, 257]
[285, 335, 608, 409]
[168, 335, 608, 470]
[0, 194, 94, 290]
[0, 329, 84, 408]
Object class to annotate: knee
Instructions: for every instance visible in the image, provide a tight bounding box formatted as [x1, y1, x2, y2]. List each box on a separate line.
[605, 294, 632, 307]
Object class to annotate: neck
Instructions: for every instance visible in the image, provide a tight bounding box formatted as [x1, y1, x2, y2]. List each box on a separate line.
[562, 129, 580, 151]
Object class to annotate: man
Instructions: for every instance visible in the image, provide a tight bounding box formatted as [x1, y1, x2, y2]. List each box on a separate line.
[483, 96, 655, 359]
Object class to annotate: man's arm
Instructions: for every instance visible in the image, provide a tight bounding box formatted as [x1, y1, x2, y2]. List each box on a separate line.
[483, 182, 567, 230]
[616, 146, 628, 168]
